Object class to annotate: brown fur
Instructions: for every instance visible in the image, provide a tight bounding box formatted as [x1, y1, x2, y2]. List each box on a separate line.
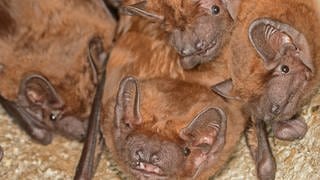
[102, 77, 246, 179]
[0, 0, 116, 138]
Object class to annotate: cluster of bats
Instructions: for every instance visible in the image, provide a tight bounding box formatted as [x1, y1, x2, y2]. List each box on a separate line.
[0, 0, 319, 179]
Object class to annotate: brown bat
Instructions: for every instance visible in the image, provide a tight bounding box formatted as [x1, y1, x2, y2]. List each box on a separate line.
[105, 0, 241, 100]
[0, 0, 116, 144]
[101, 76, 246, 179]
[211, 0, 320, 179]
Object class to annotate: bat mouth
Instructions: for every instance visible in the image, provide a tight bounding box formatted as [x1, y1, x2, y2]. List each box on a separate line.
[270, 91, 301, 122]
[131, 162, 168, 179]
[184, 39, 218, 58]
[180, 39, 219, 69]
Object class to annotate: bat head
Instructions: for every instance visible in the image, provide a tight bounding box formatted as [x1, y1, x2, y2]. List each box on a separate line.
[249, 18, 314, 122]
[120, 0, 241, 69]
[15, 74, 87, 143]
[111, 76, 227, 179]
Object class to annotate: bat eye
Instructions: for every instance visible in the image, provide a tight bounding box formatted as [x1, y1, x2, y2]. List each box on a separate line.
[183, 147, 191, 156]
[281, 65, 290, 74]
[211, 5, 220, 15]
[49, 113, 57, 121]
[49, 110, 60, 121]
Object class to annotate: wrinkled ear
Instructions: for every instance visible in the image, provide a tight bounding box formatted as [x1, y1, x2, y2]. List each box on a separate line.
[18, 74, 63, 108]
[0, 94, 53, 145]
[223, 0, 241, 20]
[115, 76, 142, 129]
[180, 107, 227, 155]
[120, 1, 164, 21]
[211, 79, 239, 100]
[249, 18, 314, 71]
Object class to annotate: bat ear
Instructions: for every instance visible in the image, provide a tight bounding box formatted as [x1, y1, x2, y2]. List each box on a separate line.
[211, 79, 238, 100]
[120, 1, 164, 21]
[18, 74, 64, 108]
[180, 107, 227, 155]
[115, 76, 142, 130]
[249, 18, 314, 71]
[223, 0, 241, 20]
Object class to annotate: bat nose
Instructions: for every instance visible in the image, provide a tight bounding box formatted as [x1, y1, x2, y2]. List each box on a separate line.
[134, 149, 145, 161]
[180, 41, 208, 57]
[181, 47, 195, 56]
[195, 40, 206, 50]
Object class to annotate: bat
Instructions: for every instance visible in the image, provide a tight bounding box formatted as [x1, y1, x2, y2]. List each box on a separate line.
[101, 76, 246, 179]
[217, 1, 320, 179]
[0, 0, 116, 145]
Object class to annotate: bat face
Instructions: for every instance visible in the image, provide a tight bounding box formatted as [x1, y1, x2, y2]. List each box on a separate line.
[116, 130, 185, 179]
[169, 0, 240, 69]
[0, 74, 87, 144]
[121, 0, 241, 69]
[259, 52, 312, 122]
[107, 77, 231, 179]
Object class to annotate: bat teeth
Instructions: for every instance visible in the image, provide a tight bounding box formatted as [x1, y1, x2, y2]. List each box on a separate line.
[271, 104, 281, 115]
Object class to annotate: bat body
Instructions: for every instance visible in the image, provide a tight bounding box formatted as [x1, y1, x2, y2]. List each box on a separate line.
[221, 0, 320, 179]
[0, 0, 116, 144]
